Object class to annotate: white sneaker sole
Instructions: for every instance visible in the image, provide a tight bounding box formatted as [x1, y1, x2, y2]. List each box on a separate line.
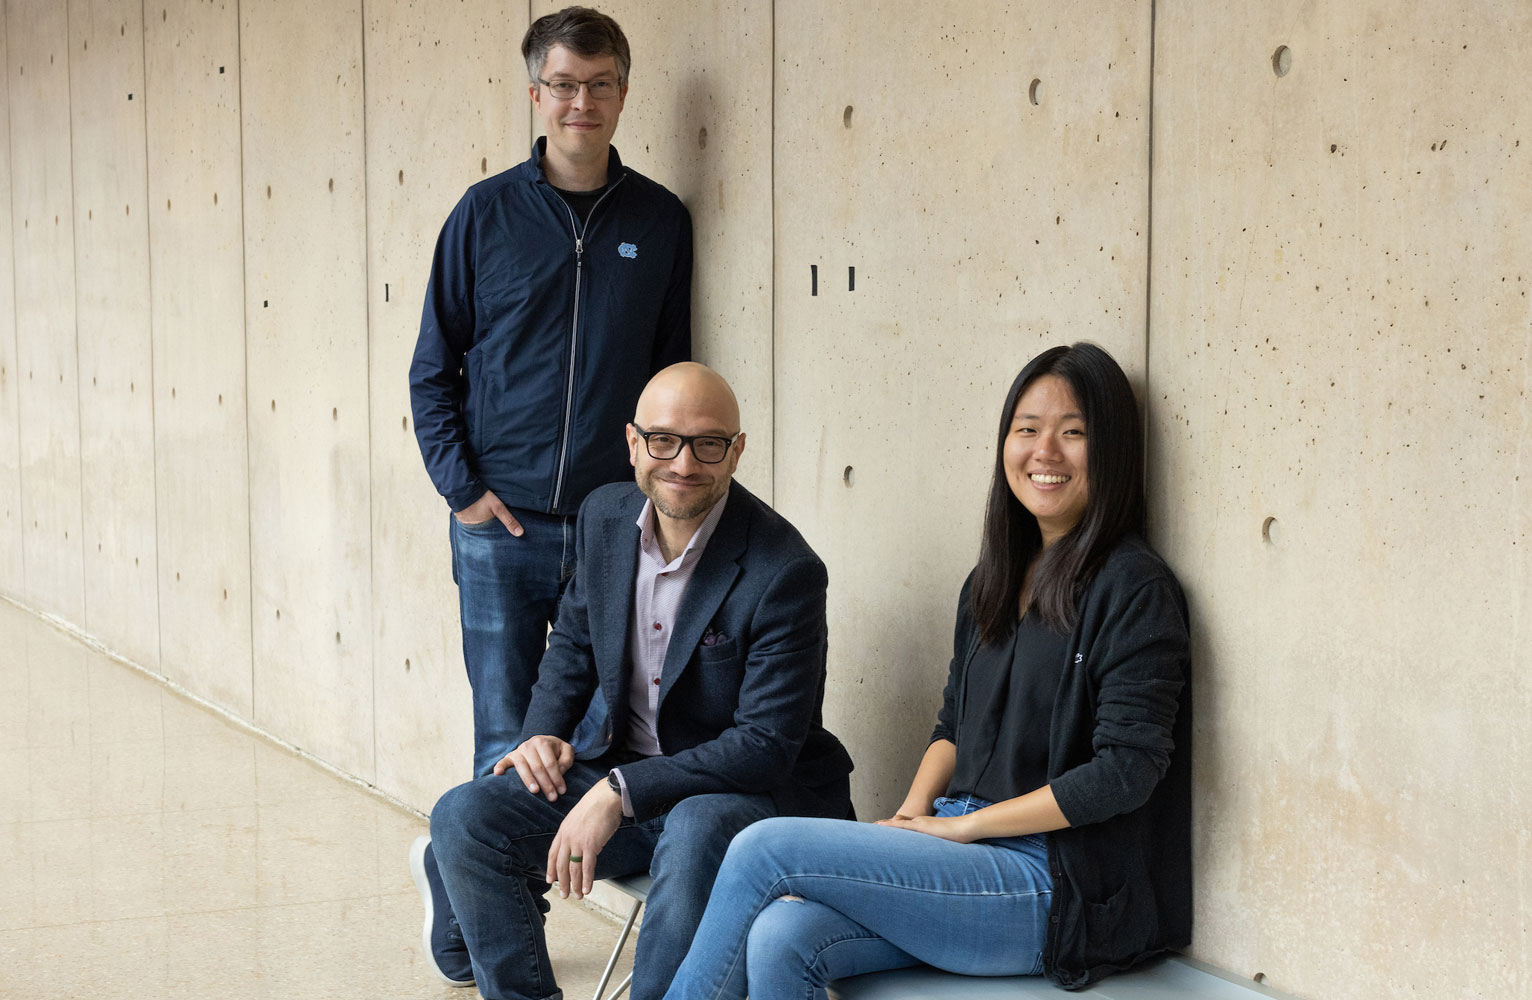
[409, 835, 476, 988]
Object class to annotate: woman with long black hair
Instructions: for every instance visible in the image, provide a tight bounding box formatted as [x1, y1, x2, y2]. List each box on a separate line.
[662, 342, 1192, 997]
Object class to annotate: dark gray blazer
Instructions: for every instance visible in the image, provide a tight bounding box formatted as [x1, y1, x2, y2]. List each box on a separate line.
[519, 479, 854, 824]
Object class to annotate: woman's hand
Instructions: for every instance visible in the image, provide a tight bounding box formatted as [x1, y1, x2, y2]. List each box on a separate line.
[874, 813, 976, 843]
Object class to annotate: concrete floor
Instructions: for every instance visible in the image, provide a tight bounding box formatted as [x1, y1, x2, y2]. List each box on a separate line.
[0, 598, 636, 999]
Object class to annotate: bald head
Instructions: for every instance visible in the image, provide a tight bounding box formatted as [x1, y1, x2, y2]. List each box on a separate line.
[633, 362, 740, 434]
[627, 363, 745, 536]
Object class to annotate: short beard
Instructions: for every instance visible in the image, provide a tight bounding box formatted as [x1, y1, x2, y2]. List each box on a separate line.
[639, 471, 724, 524]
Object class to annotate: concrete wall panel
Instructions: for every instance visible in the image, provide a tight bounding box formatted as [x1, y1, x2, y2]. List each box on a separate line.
[1149, 4, 1532, 997]
[773, 0, 1153, 817]
[364, 0, 526, 805]
[531, 0, 777, 494]
[145, 0, 252, 717]
[241, 0, 372, 776]
[8, 0, 84, 620]
[0, 8, 22, 599]
[68, 0, 159, 668]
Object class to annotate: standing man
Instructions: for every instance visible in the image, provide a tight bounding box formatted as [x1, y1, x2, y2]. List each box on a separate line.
[427, 363, 855, 1000]
[409, 7, 691, 986]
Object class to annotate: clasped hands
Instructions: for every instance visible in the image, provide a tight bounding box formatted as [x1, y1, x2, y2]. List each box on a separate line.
[873, 800, 976, 844]
[494, 735, 623, 899]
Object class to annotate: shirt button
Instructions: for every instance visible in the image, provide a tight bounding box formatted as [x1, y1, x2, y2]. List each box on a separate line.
[653, 622, 662, 631]
[652, 677, 660, 685]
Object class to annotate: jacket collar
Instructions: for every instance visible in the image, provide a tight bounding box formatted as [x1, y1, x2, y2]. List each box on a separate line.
[523, 136, 626, 185]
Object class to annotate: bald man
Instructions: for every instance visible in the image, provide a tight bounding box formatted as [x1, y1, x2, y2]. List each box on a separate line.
[426, 364, 855, 1000]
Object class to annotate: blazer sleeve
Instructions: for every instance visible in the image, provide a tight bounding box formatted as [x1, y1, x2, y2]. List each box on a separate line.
[616, 553, 829, 822]
[1049, 569, 1189, 828]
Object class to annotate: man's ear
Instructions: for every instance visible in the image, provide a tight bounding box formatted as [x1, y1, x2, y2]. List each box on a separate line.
[625, 422, 640, 467]
[727, 431, 746, 472]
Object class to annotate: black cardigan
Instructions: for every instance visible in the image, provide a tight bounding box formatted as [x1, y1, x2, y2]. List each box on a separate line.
[939, 534, 1192, 989]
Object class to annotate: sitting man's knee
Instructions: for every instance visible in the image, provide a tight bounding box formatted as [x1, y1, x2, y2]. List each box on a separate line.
[429, 778, 493, 854]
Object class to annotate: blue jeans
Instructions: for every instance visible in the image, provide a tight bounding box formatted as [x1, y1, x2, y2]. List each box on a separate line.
[662, 796, 1054, 1000]
[449, 510, 605, 777]
[430, 761, 778, 1000]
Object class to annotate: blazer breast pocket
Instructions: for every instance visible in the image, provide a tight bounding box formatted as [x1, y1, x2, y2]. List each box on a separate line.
[694, 636, 739, 662]
[690, 639, 745, 728]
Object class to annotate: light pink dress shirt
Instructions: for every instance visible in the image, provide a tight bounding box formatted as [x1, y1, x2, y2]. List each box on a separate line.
[610, 492, 729, 815]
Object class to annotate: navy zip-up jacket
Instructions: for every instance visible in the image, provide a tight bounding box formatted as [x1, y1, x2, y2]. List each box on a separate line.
[410, 139, 692, 515]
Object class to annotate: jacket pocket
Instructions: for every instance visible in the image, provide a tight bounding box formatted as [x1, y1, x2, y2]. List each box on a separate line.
[1077, 879, 1157, 970]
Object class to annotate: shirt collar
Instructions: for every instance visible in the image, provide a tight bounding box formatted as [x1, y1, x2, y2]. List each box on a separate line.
[636, 489, 730, 569]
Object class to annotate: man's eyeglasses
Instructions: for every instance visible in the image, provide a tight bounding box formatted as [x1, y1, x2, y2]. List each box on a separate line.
[632, 425, 738, 464]
[538, 77, 622, 100]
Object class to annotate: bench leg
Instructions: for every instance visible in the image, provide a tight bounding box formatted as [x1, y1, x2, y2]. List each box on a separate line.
[592, 898, 644, 1000]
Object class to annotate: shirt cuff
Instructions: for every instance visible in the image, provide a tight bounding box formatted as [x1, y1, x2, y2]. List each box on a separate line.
[610, 768, 634, 818]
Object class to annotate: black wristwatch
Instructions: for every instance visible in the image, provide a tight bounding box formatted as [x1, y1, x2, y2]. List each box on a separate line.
[607, 771, 622, 795]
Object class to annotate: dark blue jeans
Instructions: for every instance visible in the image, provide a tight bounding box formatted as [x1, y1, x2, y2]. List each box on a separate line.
[431, 761, 777, 1000]
[449, 510, 605, 777]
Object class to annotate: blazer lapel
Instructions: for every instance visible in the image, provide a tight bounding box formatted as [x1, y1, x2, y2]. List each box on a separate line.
[657, 485, 748, 705]
[593, 489, 643, 712]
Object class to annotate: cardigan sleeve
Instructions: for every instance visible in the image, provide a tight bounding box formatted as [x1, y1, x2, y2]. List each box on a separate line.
[930, 573, 976, 746]
[1049, 568, 1189, 828]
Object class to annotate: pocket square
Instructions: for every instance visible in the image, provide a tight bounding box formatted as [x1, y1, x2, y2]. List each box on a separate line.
[700, 628, 729, 647]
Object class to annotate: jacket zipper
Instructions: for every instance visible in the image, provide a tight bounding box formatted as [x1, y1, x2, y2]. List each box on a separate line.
[550, 175, 625, 512]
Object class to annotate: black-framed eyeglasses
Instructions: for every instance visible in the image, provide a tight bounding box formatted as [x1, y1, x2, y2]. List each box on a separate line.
[632, 424, 738, 464]
[537, 77, 623, 100]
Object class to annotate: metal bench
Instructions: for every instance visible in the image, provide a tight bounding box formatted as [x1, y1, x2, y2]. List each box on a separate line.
[830, 956, 1291, 999]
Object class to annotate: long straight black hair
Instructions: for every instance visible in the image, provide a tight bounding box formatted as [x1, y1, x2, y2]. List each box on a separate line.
[971, 342, 1145, 642]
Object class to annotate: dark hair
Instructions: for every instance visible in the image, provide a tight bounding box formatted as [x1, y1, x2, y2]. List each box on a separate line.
[522, 7, 631, 83]
[971, 342, 1145, 642]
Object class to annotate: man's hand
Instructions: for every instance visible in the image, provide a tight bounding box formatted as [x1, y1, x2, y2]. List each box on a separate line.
[454, 488, 524, 536]
[493, 735, 574, 800]
[546, 780, 624, 899]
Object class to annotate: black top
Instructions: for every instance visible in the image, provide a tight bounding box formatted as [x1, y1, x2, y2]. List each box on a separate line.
[553, 184, 607, 227]
[945, 614, 1068, 802]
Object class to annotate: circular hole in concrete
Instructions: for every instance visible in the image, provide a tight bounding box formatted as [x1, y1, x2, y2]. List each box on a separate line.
[843, 105, 853, 128]
[1261, 516, 1278, 545]
[1272, 45, 1292, 77]
[1028, 78, 1043, 105]
[698, 127, 708, 149]
[842, 466, 854, 487]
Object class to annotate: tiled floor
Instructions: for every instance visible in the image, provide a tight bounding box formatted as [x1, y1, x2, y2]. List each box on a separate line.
[0, 598, 635, 999]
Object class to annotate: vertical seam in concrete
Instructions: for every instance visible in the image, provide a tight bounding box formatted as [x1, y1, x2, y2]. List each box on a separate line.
[236, 0, 256, 718]
[1141, 0, 1158, 494]
[767, 0, 776, 508]
[2, 1, 25, 599]
[358, 0, 377, 780]
[65, 0, 86, 622]
[138, 0, 163, 670]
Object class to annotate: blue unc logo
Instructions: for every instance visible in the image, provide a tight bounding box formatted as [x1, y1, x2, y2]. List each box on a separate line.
[618, 242, 638, 259]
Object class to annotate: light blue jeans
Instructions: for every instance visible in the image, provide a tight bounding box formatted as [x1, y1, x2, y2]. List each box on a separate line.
[663, 795, 1053, 1000]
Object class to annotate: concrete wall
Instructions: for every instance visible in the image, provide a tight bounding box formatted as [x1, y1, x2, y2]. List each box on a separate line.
[1149, 5, 1532, 997]
[2, 2, 1529, 997]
